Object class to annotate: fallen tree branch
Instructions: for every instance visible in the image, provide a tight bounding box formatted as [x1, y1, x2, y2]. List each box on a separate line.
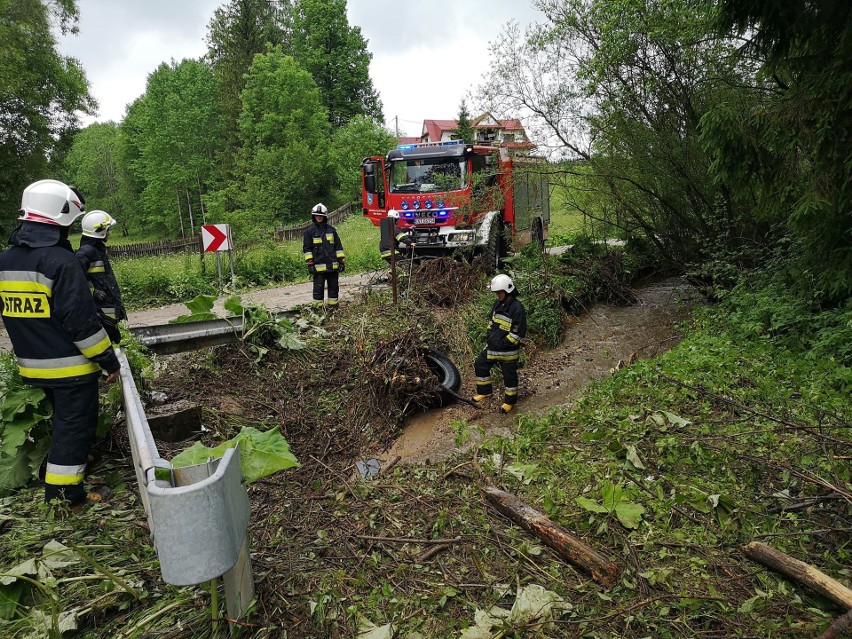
[818, 607, 852, 639]
[483, 485, 621, 588]
[355, 535, 463, 546]
[743, 542, 852, 609]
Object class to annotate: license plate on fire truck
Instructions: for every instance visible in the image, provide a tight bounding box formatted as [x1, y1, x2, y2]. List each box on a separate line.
[413, 217, 434, 225]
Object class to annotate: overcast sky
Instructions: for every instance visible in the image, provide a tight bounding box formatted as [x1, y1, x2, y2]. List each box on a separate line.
[56, 0, 543, 138]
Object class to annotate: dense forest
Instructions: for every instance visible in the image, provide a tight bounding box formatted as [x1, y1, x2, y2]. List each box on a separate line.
[1, 0, 396, 240]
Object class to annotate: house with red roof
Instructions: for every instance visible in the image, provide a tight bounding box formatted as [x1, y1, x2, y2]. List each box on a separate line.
[416, 113, 535, 151]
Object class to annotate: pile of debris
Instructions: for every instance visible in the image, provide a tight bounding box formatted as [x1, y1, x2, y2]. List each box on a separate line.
[410, 256, 486, 307]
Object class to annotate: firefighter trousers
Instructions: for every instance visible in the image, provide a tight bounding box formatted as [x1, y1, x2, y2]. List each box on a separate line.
[474, 349, 519, 405]
[42, 381, 100, 504]
[312, 271, 340, 306]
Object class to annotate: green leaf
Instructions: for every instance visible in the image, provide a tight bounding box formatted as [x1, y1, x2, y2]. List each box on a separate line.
[223, 295, 244, 316]
[503, 462, 542, 484]
[171, 427, 299, 483]
[614, 501, 645, 529]
[0, 451, 36, 497]
[576, 496, 607, 514]
[625, 444, 645, 469]
[42, 540, 79, 569]
[601, 482, 623, 510]
[659, 410, 692, 427]
[0, 582, 23, 619]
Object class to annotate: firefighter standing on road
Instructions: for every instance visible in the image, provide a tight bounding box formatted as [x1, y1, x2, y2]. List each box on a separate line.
[0, 180, 120, 505]
[76, 210, 126, 344]
[379, 209, 415, 262]
[472, 274, 527, 413]
[302, 203, 345, 308]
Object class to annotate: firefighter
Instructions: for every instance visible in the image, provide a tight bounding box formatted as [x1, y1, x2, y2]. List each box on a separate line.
[302, 203, 345, 308]
[379, 209, 415, 262]
[472, 274, 527, 413]
[0, 179, 120, 505]
[76, 210, 126, 344]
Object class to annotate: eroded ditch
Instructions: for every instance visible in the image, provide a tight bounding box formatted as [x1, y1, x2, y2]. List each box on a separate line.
[379, 277, 700, 465]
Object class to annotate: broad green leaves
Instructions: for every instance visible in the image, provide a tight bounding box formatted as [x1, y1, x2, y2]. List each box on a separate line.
[171, 426, 299, 484]
[0, 373, 52, 496]
[576, 481, 645, 530]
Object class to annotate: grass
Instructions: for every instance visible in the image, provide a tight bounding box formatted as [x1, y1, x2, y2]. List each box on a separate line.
[111, 214, 386, 309]
[2, 244, 847, 637]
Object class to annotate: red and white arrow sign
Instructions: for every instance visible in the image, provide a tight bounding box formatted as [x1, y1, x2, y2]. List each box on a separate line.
[201, 224, 231, 252]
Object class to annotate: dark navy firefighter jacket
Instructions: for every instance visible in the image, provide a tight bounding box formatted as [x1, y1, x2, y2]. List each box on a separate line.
[485, 295, 527, 361]
[302, 220, 345, 272]
[0, 223, 119, 387]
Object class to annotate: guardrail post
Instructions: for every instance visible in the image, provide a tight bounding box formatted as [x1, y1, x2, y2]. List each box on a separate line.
[117, 349, 255, 624]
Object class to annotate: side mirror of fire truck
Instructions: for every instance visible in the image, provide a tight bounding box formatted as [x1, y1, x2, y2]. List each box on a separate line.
[364, 173, 376, 193]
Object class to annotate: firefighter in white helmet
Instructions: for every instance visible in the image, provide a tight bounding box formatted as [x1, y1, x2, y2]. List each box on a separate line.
[472, 273, 527, 413]
[379, 209, 415, 262]
[302, 203, 345, 308]
[76, 210, 126, 343]
[0, 180, 120, 504]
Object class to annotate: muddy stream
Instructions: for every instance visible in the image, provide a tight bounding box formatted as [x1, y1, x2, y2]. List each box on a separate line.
[378, 277, 699, 466]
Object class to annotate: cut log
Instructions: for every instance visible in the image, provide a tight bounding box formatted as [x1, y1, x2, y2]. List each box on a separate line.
[818, 608, 852, 639]
[743, 542, 852, 609]
[483, 485, 621, 588]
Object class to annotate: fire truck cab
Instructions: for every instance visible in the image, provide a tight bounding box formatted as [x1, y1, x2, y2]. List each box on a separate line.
[361, 140, 549, 267]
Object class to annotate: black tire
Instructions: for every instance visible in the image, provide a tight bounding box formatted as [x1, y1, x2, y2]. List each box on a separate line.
[424, 349, 461, 407]
[483, 215, 503, 274]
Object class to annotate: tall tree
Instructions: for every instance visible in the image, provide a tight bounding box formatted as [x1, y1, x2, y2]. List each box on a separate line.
[0, 0, 94, 230]
[60, 122, 136, 233]
[453, 99, 475, 144]
[290, 0, 382, 128]
[705, 0, 852, 303]
[329, 116, 396, 203]
[479, 0, 750, 269]
[121, 59, 224, 237]
[205, 0, 291, 146]
[236, 47, 330, 229]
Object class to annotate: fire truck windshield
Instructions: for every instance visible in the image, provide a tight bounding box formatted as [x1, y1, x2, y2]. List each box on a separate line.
[389, 158, 467, 194]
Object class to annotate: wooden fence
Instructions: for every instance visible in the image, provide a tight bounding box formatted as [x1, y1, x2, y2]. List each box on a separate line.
[109, 202, 355, 260]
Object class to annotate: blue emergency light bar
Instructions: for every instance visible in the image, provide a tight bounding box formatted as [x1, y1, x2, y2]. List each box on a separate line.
[396, 140, 464, 150]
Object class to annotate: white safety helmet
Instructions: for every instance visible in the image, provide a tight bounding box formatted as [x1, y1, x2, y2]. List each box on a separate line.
[19, 179, 86, 226]
[490, 274, 515, 294]
[81, 210, 117, 238]
[387, 209, 400, 219]
[311, 203, 329, 217]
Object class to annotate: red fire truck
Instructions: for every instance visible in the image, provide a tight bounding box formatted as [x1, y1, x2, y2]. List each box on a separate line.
[361, 140, 549, 267]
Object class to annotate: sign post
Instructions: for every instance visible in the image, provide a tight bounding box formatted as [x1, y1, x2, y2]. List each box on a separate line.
[201, 224, 235, 292]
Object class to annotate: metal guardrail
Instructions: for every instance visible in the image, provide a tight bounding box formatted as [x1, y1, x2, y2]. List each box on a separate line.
[128, 311, 297, 354]
[117, 349, 254, 619]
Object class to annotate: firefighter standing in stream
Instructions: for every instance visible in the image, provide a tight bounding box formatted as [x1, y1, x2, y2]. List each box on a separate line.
[472, 274, 527, 413]
[302, 203, 345, 308]
[0, 179, 120, 505]
[76, 210, 126, 344]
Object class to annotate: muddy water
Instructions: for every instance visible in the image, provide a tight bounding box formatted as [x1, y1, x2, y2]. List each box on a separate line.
[380, 278, 700, 465]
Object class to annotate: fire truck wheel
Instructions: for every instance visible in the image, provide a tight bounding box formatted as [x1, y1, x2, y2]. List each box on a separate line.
[425, 349, 462, 407]
[483, 216, 503, 274]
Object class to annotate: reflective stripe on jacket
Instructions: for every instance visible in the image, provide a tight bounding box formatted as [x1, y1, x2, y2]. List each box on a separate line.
[302, 221, 345, 270]
[379, 219, 413, 258]
[0, 224, 120, 387]
[485, 295, 527, 361]
[76, 237, 127, 321]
